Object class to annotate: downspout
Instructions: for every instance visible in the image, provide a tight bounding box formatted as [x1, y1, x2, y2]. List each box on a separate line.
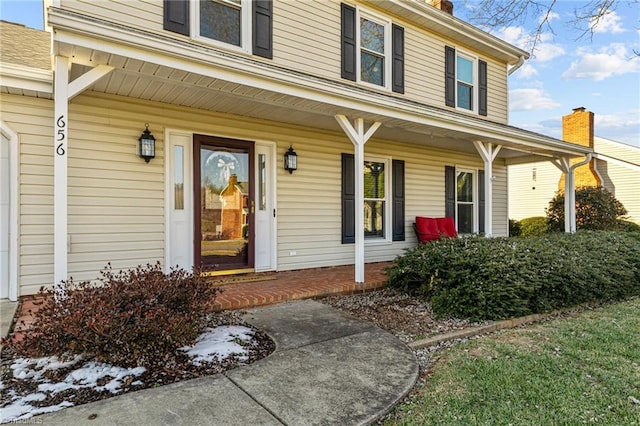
[507, 56, 526, 76]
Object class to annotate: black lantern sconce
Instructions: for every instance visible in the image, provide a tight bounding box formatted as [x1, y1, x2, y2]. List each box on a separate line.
[138, 123, 156, 163]
[283, 145, 297, 174]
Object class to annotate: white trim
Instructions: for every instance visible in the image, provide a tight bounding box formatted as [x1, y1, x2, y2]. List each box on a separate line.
[192, 0, 252, 55]
[0, 62, 53, 93]
[335, 115, 382, 283]
[47, 10, 589, 158]
[473, 141, 501, 237]
[363, 155, 392, 244]
[0, 120, 19, 301]
[53, 55, 69, 286]
[67, 64, 114, 100]
[454, 167, 479, 234]
[592, 153, 640, 172]
[454, 50, 478, 113]
[255, 141, 278, 271]
[356, 6, 393, 91]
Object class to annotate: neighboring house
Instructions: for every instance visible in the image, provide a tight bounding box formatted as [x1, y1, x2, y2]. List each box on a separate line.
[509, 107, 640, 224]
[1, 0, 591, 301]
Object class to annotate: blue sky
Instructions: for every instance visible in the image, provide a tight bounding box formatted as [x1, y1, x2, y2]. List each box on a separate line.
[1, 0, 638, 147]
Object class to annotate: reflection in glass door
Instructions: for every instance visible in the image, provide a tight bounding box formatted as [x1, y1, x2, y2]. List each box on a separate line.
[194, 135, 254, 272]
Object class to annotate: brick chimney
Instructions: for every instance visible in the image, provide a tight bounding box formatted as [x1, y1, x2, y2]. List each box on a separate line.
[428, 0, 454, 15]
[558, 107, 600, 190]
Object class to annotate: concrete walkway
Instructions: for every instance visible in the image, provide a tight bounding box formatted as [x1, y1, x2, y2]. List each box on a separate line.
[36, 300, 419, 425]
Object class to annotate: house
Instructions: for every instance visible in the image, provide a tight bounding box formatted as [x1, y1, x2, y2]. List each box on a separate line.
[1, 0, 591, 301]
[509, 107, 640, 224]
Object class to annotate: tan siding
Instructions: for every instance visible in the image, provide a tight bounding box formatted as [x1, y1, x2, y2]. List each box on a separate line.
[58, 0, 511, 122]
[508, 162, 561, 220]
[6, 91, 511, 295]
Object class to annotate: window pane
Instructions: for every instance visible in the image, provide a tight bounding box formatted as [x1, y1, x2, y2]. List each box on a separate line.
[457, 82, 472, 110]
[360, 18, 384, 54]
[364, 200, 385, 238]
[200, 0, 241, 46]
[457, 171, 473, 202]
[364, 161, 385, 198]
[457, 56, 473, 84]
[457, 204, 473, 234]
[174, 146, 184, 210]
[361, 52, 384, 86]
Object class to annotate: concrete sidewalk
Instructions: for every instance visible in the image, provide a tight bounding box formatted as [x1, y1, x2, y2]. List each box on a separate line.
[37, 300, 419, 425]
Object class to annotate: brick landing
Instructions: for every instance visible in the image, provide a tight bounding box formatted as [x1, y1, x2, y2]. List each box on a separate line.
[8, 263, 390, 340]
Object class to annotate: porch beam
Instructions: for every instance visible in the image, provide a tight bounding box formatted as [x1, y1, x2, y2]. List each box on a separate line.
[68, 64, 114, 101]
[549, 155, 591, 233]
[335, 115, 382, 284]
[54, 58, 114, 286]
[473, 141, 501, 237]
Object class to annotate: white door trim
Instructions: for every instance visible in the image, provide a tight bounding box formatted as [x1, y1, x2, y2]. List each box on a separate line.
[1, 119, 19, 301]
[255, 141, 278, 271]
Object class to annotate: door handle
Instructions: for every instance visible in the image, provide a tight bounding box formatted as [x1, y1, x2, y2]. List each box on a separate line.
[251, 200, 255, 214]
[273, 209, 276, 218]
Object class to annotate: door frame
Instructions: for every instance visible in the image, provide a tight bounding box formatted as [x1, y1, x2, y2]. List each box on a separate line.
[254, 141, 278, 271]
[0, 120, 19, 301]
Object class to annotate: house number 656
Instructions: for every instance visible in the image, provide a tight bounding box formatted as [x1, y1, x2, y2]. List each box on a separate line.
[56, 115, 66, 156]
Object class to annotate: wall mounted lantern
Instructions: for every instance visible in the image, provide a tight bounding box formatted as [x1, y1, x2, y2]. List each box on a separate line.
[138, 123, 156, 163]
[283, 145, 297, 174]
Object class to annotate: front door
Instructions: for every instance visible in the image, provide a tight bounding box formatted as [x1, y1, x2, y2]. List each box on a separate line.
[194, 135, 255, 272]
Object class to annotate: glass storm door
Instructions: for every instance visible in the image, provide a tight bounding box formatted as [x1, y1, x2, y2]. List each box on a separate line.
[194, 135, 254, 272]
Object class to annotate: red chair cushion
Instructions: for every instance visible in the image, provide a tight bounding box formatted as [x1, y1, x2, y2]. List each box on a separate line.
[415, 217, 441, 242]
[436, 217, 458, 238]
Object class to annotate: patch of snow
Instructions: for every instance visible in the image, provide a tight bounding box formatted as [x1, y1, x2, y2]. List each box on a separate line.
[38, 362, 146, 395]
[181, 325, 255, 365]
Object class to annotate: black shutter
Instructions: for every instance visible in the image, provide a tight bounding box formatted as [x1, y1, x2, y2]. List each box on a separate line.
[445, 165, 455, 219]
[391, 25, 405, 94]
[253, 0, 273, 59]
[479, 60, 488, 116]
[342, 153, 355, 244]
[445, 46, 456, 107]
[392, 159, 405, 241]
[478, 170, 485, 233]
[341, 3, 357, 81]
[164, 0, 189, 36]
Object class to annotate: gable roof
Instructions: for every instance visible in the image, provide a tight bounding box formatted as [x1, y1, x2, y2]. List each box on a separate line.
[0, 21, 51, 70]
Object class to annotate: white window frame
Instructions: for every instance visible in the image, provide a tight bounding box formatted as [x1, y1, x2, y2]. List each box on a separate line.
[455, 167, 479, 234]
[364, 156, 392, 244]
[193, 0, 252, 54]
[356, 7, 392, 91]
[455, 50, 478, 113]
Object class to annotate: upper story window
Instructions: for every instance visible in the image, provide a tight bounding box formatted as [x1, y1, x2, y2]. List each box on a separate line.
[445, 46, 487, 116]
[341, 3, 404, 94]
[163, 0, 273, 59]
[358, 12, 391, 88]
[456, 54, 475, 111]
[197, 0, 249, 50]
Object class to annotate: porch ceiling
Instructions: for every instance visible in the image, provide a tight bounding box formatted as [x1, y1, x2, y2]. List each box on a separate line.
[59, 39, 586, 163]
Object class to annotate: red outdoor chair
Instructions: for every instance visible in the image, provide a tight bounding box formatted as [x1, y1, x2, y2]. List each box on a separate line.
[436, 217, 458, 238]
[414, 217, 441, 243]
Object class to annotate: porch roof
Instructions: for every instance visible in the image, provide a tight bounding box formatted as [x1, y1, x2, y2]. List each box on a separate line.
[20, 8, 593, 162]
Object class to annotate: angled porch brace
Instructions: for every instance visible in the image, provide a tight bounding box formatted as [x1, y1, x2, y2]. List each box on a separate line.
[335, 115, 382, 283]
[549, 154, 592, 233]
[473, 141, 501, 237]
[54, 56, 114, 285]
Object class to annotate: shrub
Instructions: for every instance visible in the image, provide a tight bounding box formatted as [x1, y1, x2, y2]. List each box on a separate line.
[509, 219, 521, 237]
[4, 263, 221, 367]
[387, 232, 640, 321]
[519, 216, 549, 237]
[616, 219, 640, 233]
[546, 186, 627, 232]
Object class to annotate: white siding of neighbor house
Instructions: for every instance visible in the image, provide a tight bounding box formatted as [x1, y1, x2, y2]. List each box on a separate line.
[594, 138, 640, 224]
[58, 0, 509, 124]
[3, 90, 507, 296]
[508, 162, 562, 220]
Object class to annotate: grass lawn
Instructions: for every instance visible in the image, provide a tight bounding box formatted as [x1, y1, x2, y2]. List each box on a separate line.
[387, 298, 640, 425]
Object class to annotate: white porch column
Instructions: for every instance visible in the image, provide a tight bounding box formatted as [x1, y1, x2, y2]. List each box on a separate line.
[335, 115, 382, 283]
[53, 57, 114, 285]
[473, 141, 501, 237]
[550, 155, 591, 233]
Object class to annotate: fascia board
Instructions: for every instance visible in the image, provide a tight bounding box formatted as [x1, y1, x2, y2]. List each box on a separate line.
[48, 8, 585, 156]
[381, 0, 529, 63]
[0, 62, 53, 93]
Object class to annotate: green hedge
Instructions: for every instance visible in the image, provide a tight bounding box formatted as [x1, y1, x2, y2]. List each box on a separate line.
[519, 216, 549, 237]
[386, 231, 640, 321]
